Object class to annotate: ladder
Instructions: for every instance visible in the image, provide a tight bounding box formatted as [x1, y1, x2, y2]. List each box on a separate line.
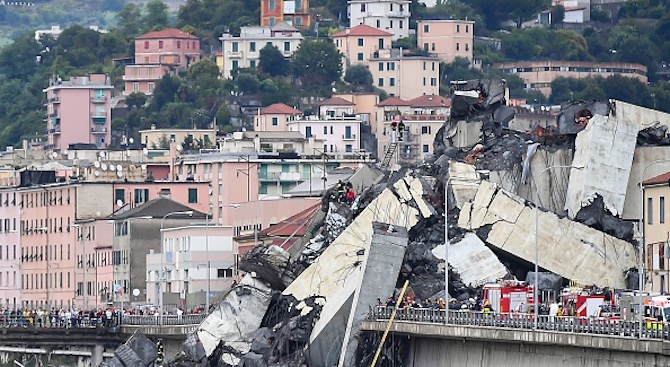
[379, 141, 398, 168]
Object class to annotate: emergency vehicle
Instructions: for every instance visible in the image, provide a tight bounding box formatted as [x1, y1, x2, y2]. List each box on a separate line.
[643, 296, 670, 322]
[482, 281, 535, 313]
[560, 286, 613, 318]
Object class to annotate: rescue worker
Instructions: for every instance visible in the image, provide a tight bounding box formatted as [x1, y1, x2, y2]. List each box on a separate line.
[398, 121, 405, 141]
[156, 339, 164, 366]
[483, 300, 493, 313]
[390, 121, 398, 143]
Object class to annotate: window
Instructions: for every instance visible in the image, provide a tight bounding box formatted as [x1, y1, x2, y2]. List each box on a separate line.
[421, 126, 431, 134]
[158, 40, 163, 49]
[144, 41, 149, 49]
[661, 196, 666, 224]
[218, 268, 233, 278]
[232, 42, 238, 52]
[466, 25, 469, 32]
[357, 53, 364, 61]
[360, 3, 365, 11]
[376, 20, 380, 28]
[269, 0, 274, 9]
[423, 77, 426, 86]
[378, 78, 384, 87]
[232, 60, 238, 70]
[358, 38, 364, 46]
[423, 145, 429, 153]
[431, 78, 437, 86]
[188, 188, 197, 203]
[390, 3, 393, 10]
[296, 17, 302, 26]
[323, 126, 328, 134]
[379, 62, 384, 71]
[132, 82, 139, 92]
[306, 126, 312, 138]
[399, 21, 403, 28]
[465, 43, 469, 51]
[387, 62, 394, 70]
[389, 78, 395, 86]
[296, 0, 301, 8]
[250, 60, 256, 68]
[423, 43, 429, 52]
[272, 117, 278, 126]
[390, 20, 393, 28]
[456, 43, 460, 51]
[423, 61, 426, 70]
[378, 38, 384, 49]
[432, 62, 435, 71]
[148, 82, 155, 94]
[177, 41, 181, 49]
[648, 197, 654, 224]
[284, 42, 290, 52]
[115, 189, 125, 206]
[346, 145, 352, 152]
[423, 24, 429, 33]
[432, 43, 435, 51]
[269, 17, 275, 26]
[457, 24, 460, 32]
[134, 188, 149, 204]
[250, 42, 256, 52]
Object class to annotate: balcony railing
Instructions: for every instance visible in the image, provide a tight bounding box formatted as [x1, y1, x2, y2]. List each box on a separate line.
[227, 50, 243, 59]
[91, 127, 107, 134]
[259, 172, 301, 181]
[91, 96, 107, 103]
[342, 134, 357, 140]
[90, 112, 107, 118]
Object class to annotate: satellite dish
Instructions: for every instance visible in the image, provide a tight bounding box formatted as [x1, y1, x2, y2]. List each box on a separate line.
[116, 165, 122, 172]
[116, 199, 123, 207]
[94, 170, 100, 177]
[129, 138, 134, 144]
[51, 152, 58, 159]
[117, 171, 123, 178]
[99, 151, 106, 158]
[101, 163, 107, 171]
[129, 165, 136, 172]
[132, 288, 140, 297]
[176, 144, 183, 152]
[141, 165, 147, 170]
[109, 164, 116, 171]
[94, 161, 100, 168]
[142, 147, 148, 155]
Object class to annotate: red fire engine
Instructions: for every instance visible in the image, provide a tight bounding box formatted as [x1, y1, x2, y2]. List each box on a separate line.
[482, 281, 535, 313]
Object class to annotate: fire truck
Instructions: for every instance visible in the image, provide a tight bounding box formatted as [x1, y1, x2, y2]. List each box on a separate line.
[560, 286, 613, 318]
[482, 281, 535, 313]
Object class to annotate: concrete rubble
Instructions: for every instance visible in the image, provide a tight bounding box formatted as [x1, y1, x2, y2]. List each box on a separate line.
[109, 80, 670, 367]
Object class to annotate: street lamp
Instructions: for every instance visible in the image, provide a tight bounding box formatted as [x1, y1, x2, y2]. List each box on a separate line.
[638, 160, 670, 337]
[533, 164, 583, 330]
[204, 204, 239, 313]
[160, 210, 193, 321]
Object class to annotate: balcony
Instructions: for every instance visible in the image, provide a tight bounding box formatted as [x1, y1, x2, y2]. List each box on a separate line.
[258, 172, 301, 182]
[43, 96, 60, 105]
[122, 74, 161, 81]
[48, 126, 61, 134]
[342, 134, 357, 141]
[91, 127, 107, 134]
[387, 10, 409, 18]
[91, 96, 107, 103]
[227, 50, 243, 59]
[90, 111, 107, 118]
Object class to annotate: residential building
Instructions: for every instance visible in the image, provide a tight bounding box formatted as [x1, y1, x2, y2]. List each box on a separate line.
[347, 0, 411, 40]
[553, 0, 591, 22]
[219, 22, 304, 78]
[44, 74, 114, 151]
[288, 115, 362, 154]
[218, 131, 324, 157]
[332, 25, 393, 68]
[140, 126, 217, 149]
[260, 0, 311, 28]
[375, 94, 449, 162]
[146, 224, 236, 309]
[124, 28, 201, 95]
[73, 220, 113, 310]
[108, 198, 207, 307]
[319, 96, 356, 118]
[493, 61, 648, 96]
[369, 49, 440, 100]
[254, 103, 303, 132]
[642, 172, 670, 293]
[0, 189, 21, 309]
[417, 20, 474, 64]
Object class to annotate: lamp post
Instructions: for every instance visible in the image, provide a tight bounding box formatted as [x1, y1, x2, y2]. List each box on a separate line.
[638, 160, 670, 337]
[160, 210, 193, 322]
[533, 164, 583, 330]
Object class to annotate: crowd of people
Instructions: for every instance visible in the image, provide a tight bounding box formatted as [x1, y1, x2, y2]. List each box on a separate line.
[0, 306, 205, 328]
[330, 180, 356, 204]
[379, 296, 495, 313]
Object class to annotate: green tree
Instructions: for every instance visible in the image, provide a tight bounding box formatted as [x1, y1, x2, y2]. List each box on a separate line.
[150, 74, 182, 112]
[290, 39, 343, 95]
[117, 4, 143, 38]
[126, 92, 148, 109]
[234, 72, 259, 94]
[142, 0, 169, 32]
[465, 0, 550, 29]
[0, 33, 43, 81]
[344, 65, 373, 89]
[259, 44, 289, 76]
[187, 59, 222, 96]
[549, 5, 565, 28]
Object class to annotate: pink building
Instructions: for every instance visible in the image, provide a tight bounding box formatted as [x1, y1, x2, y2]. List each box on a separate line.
[417, 20, 474, 64]
[0, 189, 21, 309]
[254, 103, 303, 132]
[124, 28, 201, 96]
[73, 220, 113, 310]
[44, 74, 113, 151]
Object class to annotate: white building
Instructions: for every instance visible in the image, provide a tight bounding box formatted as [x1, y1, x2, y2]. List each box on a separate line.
[219, 22, 304, 78]
[347, 0, 411, 40]
[288, 114, 363, 154]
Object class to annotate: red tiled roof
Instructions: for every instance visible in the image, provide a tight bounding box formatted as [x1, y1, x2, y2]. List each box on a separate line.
[332, 24, 393, 38]
[408, 94, 451, 108]
[257, 204, 320, 249]
[260, 103, 302, 115]
[136, 28, 199, 40]
[376, 97, 411, 107]
[643, 172, 670, 186]
[320, 96, 354, 106]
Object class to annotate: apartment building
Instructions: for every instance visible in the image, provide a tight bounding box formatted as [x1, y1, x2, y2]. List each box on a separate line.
[493, 61, 648, 96]
[253, 103, 303, 132]
[332, 24, 393, 69]
[260, 0, 311, 27]
[44, 74, 113, 151]
[642, 172, 670, 293]
[375, 94, 450, 163]
[124, 28, 201, 95]
[288, 115, 362, 154]
[347, 0, 411, 40]
[417, 19, 474, 64]
[139, 126, 217, 149]
[369, 48, 440, 100]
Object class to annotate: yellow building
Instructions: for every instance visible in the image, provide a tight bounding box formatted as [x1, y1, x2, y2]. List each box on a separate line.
[140, 126, 217, 149]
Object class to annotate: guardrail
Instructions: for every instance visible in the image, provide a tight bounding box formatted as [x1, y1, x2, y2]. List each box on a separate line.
[0, 313, 205, 329]
[121, 314, 205, 326]
[368, 306, 670, 340]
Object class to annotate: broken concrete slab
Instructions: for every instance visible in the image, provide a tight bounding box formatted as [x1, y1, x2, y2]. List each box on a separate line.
[282, 174, 431, 366]
[432, 233, 508, 288]
[338, 222, 409, 367]
[459, 181, 636, 288]
[565, 114, 638, 218]
[196, 273, 273, 359]
[448, 162, 481, 209]
[622, 146, 670, 220]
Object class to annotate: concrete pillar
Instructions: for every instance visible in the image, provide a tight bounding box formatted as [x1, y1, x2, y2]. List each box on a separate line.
[338, 222, 408, 367]
[92, 344, 104, 367]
